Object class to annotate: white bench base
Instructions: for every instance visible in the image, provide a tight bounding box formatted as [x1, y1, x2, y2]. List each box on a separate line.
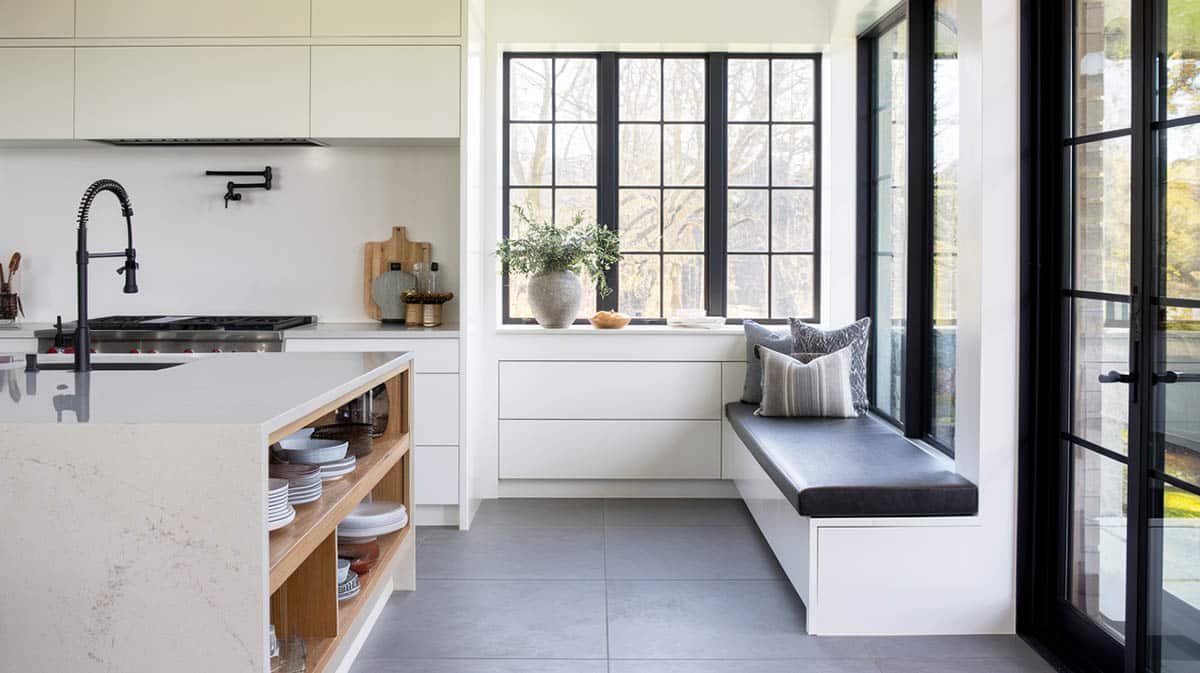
[725, 425, 1007, 636]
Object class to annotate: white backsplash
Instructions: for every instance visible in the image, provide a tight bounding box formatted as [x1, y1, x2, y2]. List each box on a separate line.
[0, 143, 460, 323]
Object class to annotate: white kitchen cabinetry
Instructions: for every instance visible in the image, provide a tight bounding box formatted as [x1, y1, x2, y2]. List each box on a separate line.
[499, 361, 721, 420]
[311, 46, 460, 140]
[0, 0, 73, 37]
[74, 47, 310, 140]
[75, 0, 309, 38]
[284, 333, 462, 523]
[0, 49, 74, 140]
[312, 0, 460, 37]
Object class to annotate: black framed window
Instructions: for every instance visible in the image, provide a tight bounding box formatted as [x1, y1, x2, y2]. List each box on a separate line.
[502, 52, 821, 324]
[857, 0, 957, 454]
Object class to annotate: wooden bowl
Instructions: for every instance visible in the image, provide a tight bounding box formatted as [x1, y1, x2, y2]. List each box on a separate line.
[590, 311, 631, 329]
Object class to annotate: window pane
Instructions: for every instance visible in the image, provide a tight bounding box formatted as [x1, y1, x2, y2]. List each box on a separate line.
[1164, 124, 1200, 300]
[1074, 0, 1131, 135]
[1069, 444, 1128, 643]
[555, 58, 597, 121]
[508, 273, 532, 318]
[620, 124, 661, 186]
[1074, 136, 1131, 294]
[509, 123, 552, 186]
[1158, 306, 1200, 486]
[772, 59, 815, 122]
[663, 124, 705, 186]
[728, 59, 769, 121]
[620, 254, 662, 317]
[510, 58, 552, 121]
[727, 255, 768, 318]
[664, 59, 705, 122]
[931, 0, 960, 448]
[1165, 0, 1200, 120]
[771, 190, 814, 252]
[619, 188, 661, 252]
[554, 188, 597, 229]
[1072, 297, 1131, 455]
[665, 255, 705, 317]
[771, 255, 815, 319]
[772, 125, 815, 187]
[728, 189, 769, 252]
[555, 123, 597, 186]
[728, 124, 769, 186]
[1148, 481, 1200, 672]
[620, 58, 661, 122]
[509, 187, 552, 239]
[663, 189, 704, 252]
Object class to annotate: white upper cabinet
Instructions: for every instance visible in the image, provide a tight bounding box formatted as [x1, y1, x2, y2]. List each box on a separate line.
[311, 46, 460, 139]
[75, 47, 310, 139]
[312, 0, 460, 36]
[0, 49, 74, 139]
[75, 0, 310, 38]
[0, 0, 73, 37]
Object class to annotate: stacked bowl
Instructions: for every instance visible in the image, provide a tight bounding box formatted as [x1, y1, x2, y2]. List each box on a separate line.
[337, 501, 408, 543]
[269, 463, 322, 505]
[276, 437, 357, 482]
[267, 478, 295, 531]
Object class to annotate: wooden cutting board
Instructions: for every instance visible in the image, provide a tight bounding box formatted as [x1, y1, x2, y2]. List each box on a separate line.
[363, 227, 432, 320]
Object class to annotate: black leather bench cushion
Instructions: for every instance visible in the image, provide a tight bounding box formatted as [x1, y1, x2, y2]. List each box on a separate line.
[725, 402, 978, 517]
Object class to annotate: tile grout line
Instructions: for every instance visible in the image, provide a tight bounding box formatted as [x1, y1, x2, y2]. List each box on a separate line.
[602, 499, 611, 667]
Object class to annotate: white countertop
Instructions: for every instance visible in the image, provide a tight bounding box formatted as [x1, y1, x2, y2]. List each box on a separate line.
[0, 322, 50, 338]
[0, 351, 412, 428]
[285, 322, 460, 339]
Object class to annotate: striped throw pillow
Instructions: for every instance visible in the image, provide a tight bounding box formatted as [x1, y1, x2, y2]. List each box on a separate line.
[756, 346, 857, 418]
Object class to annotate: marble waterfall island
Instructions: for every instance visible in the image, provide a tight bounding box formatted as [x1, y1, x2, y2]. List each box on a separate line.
[0, 351, 415, 673]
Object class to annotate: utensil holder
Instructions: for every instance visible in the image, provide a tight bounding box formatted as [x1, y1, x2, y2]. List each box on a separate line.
[422, 304, 442, 327]
[0, 292, 19, 320]
[404, 303, 422, 326]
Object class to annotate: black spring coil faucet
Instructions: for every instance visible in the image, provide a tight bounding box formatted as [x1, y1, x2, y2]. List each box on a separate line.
[74, 179, 139, 372]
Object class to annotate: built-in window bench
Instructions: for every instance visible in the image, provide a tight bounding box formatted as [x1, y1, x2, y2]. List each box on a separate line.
[724, 402, 986, 636]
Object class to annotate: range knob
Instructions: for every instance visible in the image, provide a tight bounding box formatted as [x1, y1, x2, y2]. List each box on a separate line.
[211, 347, 223, 353]
[183, 348, 195, 354]
[129, 348, 140, 354]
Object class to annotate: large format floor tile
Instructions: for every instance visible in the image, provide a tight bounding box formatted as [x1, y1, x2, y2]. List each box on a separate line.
[875, 657, 1057, 673]
[603, 498, 755, 527]
[607, 580, 859, 659]
[610, 660, 883, 673]
[470, 498, 605, 527]
[861, 636, 1049, 662]
[352, 660, 609, 673]
[357, 579, 608, 660]
[417, 525, 605, 579]
[605, 524, 785, 579]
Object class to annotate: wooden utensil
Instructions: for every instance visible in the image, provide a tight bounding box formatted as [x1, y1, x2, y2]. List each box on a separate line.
[8, 252, 20, 280]
[363, 227, 431, 321]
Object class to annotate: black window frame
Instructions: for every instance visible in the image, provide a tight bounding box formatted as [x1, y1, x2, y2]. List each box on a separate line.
[502, 51, 823, 326]
[856, 1, 953, 456]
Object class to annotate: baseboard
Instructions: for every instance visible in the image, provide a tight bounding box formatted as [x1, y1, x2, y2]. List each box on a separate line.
[414, 504, 459, 526]
[497, 479, 738, 498]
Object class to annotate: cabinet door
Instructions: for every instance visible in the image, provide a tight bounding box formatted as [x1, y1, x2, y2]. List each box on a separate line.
[311, 46, 460, 139]
[0, 0, 73, 37]
[312, 0, 459, 37]
[0, 49, 73, 140]
[75, 0, 309, 38]
[414, 445, 459, 505]
[75, 47, 310, 139]
[414, 374, 459, 446]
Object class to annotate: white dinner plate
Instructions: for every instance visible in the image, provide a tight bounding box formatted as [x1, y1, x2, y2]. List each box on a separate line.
[267, 507, 296, 531]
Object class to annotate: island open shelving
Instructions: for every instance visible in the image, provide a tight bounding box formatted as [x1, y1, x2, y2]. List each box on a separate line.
[268, 361, 414, 673]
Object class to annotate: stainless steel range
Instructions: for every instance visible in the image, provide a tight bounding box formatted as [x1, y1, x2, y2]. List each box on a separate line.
[36, 315, 316, 354]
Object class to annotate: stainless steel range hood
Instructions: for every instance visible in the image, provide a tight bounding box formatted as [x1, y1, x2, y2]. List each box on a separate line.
[96, 138, 326, 146]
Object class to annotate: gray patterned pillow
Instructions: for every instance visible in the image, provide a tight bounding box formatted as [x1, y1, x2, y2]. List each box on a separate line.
[741, 320, 794, 404]
[756, 347, 857, 418]
[789, 317, 871, 414]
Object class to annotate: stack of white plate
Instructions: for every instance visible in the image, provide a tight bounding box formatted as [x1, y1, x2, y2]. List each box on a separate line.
[337, 570, 360, 602]
[277, 438, 349, 465]
[267, 478, 296, 531]
[269, 463, 322, 505]
[337, 501, 408, 542]
[317, 455, 356, 480]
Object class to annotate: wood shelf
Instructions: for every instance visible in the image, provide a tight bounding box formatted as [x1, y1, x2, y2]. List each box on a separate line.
[299, 525, 412, 673]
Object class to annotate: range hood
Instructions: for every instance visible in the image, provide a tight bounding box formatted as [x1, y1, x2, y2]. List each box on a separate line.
[96, 138, 326, 146]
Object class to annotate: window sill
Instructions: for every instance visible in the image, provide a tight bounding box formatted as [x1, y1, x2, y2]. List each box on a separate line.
[496, 324, 746, 336]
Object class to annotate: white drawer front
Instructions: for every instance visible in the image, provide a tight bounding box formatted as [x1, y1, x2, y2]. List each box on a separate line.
[0, 338, 37, 354]
[500, 419, 722, 479]
[285, 338, 459, 373]
[414, 374, 459, 446]
[499, 361, 721, 420]
[414, 445, 459, 505]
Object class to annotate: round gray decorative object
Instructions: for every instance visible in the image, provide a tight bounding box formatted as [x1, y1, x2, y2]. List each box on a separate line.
[528, 270, 582, 328]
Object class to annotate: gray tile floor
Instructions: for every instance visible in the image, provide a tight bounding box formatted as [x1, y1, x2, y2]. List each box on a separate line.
[351, 499, 1057, 673]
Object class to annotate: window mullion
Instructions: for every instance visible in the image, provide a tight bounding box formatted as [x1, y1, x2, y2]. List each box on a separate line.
[706, 54, 729, 318]
[904, 0, 934, 439]
[598, 53, 620, 312]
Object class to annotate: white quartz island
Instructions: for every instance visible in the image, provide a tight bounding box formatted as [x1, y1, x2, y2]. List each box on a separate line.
[0, 351, 415, 673]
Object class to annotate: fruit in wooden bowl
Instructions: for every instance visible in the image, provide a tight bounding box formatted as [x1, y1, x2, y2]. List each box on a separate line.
[590, 310, 631, 329]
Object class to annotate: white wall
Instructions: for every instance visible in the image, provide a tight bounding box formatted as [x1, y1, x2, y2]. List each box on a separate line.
[0, 144, 460, 323]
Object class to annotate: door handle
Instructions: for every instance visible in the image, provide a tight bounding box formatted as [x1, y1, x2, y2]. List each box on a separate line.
[1154, 371, 1199, 384]
[1098, 370, 1134, 384]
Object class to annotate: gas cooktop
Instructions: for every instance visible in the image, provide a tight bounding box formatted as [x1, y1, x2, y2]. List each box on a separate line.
[76, 315, 315, 332]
